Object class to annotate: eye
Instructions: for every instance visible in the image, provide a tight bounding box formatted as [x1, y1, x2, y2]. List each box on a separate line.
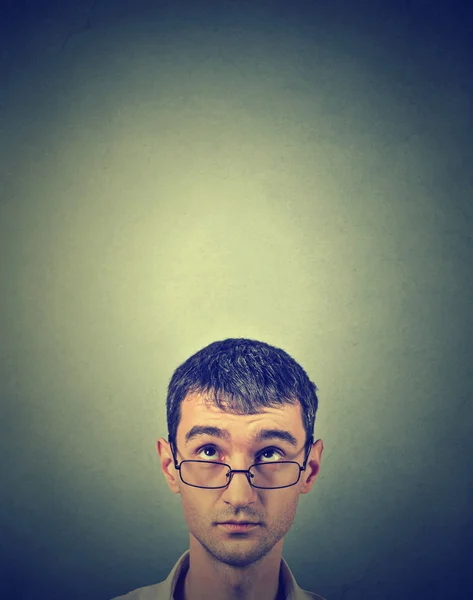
[196, 445, 221, 461]
[195, 445, 285, 462]
[256, 448, 284, 462]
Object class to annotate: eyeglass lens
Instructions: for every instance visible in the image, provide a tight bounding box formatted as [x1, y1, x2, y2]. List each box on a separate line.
[180, 461, 300, 488]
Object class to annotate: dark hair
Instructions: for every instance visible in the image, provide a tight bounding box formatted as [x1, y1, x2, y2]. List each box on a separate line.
[166, 338, 319, 448]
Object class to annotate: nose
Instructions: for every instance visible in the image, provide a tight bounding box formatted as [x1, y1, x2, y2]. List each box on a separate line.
[221, 469, 258, 506]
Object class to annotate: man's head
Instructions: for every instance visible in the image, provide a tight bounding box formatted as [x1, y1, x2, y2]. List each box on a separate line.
[157, 338, 323, 567]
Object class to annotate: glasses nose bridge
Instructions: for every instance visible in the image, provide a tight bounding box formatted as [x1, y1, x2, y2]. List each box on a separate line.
[226, 467, 255, 486]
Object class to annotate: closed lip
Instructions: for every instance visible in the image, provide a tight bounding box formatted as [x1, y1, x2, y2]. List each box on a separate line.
[219, 521, 259, 525]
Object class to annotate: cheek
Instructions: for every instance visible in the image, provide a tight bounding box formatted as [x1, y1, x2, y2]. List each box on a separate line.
[180, 490, 213, 529]
[267, 492, 300, 527]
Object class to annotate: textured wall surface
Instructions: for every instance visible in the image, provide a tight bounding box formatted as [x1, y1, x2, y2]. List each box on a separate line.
[1, 1, 472, 599]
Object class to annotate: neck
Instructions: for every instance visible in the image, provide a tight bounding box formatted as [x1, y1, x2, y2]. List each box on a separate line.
[178, 536, 285, 600]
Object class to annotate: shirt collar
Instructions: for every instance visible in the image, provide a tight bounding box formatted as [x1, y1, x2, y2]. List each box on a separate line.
[164, 550, 314, 600]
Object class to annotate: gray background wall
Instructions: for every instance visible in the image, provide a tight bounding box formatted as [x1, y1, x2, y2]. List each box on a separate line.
[1, 1, 472, 599]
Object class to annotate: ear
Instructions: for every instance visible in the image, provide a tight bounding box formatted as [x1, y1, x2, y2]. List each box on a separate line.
[300, 439, 323, 495]
[157, 437, 181, 494]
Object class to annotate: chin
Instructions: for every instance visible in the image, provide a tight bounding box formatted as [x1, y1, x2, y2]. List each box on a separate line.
[204, 538, 275, 568]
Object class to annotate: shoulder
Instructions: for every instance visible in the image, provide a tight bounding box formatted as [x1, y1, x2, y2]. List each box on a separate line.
[280, 557, 326, 600]
[110, 549, 189, 600]
[109, 582, 164, 600]
[300, 590, 327, 600]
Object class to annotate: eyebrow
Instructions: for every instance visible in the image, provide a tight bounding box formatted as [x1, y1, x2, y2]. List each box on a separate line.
[184, 425, 298, 447]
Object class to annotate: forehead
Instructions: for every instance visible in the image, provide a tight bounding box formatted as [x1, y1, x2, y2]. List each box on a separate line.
[177, 392, 306, 443]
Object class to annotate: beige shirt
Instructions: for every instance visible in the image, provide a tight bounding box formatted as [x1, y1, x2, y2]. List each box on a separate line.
[110, 550, 326, 600]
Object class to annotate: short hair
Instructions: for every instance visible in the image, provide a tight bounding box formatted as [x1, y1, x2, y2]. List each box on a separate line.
[166, 338, 319, 448]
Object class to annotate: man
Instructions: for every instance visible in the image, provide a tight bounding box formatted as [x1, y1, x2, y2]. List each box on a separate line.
[111, 338, 325, 600]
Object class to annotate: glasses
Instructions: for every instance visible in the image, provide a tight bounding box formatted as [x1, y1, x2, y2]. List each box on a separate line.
[169, 436, 314, 490]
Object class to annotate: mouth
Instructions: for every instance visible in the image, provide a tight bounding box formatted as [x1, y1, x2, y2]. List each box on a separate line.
[220, 521, 259, 525]
[218, 522, 260, 532]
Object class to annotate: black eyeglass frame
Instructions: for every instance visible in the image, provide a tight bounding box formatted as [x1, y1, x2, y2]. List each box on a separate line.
[169, 435, 315, 490]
